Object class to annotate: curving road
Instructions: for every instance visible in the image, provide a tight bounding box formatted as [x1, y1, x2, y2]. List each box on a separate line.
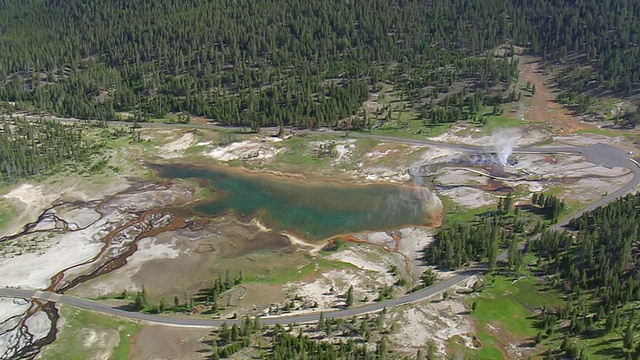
[0, 269, 482, 327]
[1, 116, 639, 327]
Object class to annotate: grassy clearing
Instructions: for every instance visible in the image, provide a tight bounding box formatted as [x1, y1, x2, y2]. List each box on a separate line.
[318, 237, 354, 255]
[473, 332, 509, 359]
[421, 123, 453, 138]
[39, 305, 139, 360]
[184, 145, 206, 155]
[462, 275, 564, 359]
[622, 133, 640, 142]
[439, 194, 494, 224]
[266, 135, 380, 177]
[472, 275, 563, 338]
[220, 252, 359, 285]
[247, 257, 357, 284]
[368, 118, 451, 140]
[106, 134, 140, 149]
[557, 202, 584, 222]
[272, 137, 331, 168]
[541, 186, 565, 197]
[0, 199, 16, 232]
[574, 124, 640, 142]
[482, 114, 524, 133]
[195, 184, 216, 200]
[348, 138, 380, 159]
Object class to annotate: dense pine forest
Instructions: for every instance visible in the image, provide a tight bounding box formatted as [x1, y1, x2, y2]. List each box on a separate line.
[1, 0, 638, 128]
[513, 0, 640, 96]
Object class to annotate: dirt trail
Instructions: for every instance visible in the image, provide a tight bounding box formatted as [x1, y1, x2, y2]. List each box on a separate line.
[519, 58, 598, 134]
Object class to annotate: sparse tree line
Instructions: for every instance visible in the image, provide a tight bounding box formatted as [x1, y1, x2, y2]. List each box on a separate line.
[200, 308, 438, 359]
[0, 117, 103, 182]
[126, 269, 356, 318]
[531, 192, 566, 221]
[424, 191, 567, 271]
[424, 192, 539, 271]
[129, 270, 244, 315]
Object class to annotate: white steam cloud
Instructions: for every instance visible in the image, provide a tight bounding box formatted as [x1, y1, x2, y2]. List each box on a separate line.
[491, 129, 519, 166]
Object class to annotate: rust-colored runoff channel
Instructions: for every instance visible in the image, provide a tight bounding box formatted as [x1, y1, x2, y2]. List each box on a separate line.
[5, 182, 192, 359]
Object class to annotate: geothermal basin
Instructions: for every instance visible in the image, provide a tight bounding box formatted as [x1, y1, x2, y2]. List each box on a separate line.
[155, 164, 441, 240]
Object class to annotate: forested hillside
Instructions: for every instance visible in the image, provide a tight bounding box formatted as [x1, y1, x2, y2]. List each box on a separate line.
[0, 0, 638, 127]
[512, 0, 640, 96]
[530, 193, 640, 358]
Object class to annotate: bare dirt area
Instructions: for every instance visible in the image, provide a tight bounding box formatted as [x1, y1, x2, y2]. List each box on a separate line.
[439, 187, 498, 209]
[430, 125, 550, 148]
[0, 175, 130, 237]
[357, 142, 424, 183]
[70, 215, 296, 301]
[206, 137, 285, 164]
[341, 227, 436, 283]
[1, 184, 58, 237]
[223, 228, 436, 318]
[418, 146, 462, 164]
[0, 181, 191, 289]
[389, 276, 477, 358]
[52, 182, 196, 292]
[156, 131, 197, 158]
[564, 174, 633, 203]
[394, 228, 436, 280]
[285, 267, 394, 311]
[519, 57, 599, 134]
[429, 149, 634, 209]
[129, 325, 210, 360]
[263, 228, 437, 316]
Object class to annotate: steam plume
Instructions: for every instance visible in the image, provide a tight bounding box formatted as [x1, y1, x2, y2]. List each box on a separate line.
[491, 129, 518, 166]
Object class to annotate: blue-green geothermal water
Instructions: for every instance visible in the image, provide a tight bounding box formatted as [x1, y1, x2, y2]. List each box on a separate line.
[157, 164, 440, 241]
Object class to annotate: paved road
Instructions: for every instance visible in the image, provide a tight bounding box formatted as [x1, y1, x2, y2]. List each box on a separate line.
[519, 143, 640, 229]
[0, 270, 481, 327]
[2, 116, 639, 327]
